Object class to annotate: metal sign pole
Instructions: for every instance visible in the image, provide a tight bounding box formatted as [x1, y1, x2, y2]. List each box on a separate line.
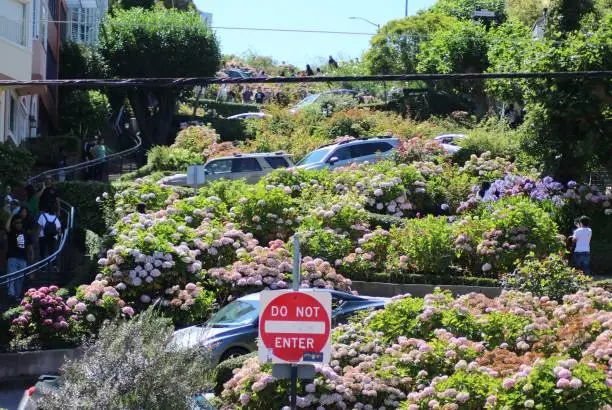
[290, 233, 300, 410]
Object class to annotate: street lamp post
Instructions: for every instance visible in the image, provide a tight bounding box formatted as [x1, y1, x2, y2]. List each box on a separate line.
[405, 0, 408, 17]
[348, 16, 380, 29]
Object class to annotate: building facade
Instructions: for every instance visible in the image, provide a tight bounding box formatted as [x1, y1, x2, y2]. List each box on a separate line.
[65, 0, 107, 45]
[0, 0, 67, 144]
[0, 0, 35, 144]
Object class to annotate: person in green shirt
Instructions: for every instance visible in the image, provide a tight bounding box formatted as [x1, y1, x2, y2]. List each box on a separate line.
[25, 184, 44, 217]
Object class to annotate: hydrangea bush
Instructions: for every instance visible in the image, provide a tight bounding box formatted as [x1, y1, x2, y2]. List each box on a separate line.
[221, 288, 612, 410]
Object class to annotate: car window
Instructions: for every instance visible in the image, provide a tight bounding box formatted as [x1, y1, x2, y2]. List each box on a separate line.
[332, 146, 352, 160]
[297, 147, 331, 165]
[207, 159, 232, 174]
[265, 156, 290, 169]
[207, 300, 258, 327]
[232, 157, 263, 172]
[351, 142, 394, 158]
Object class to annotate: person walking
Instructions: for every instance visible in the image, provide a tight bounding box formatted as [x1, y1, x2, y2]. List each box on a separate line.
[39, 177, 61, 215]
[6, 214, 33, 300]
[93, 138, 109, 180]
[25, 184, 43, 218]
[37, 208, 61, 260]
[328, 56, 339, 69]
[255, 87, 265, 104]
[306, 64, 314, 76]
[242, 87, 253, 103]
[571, 215, 592, 275]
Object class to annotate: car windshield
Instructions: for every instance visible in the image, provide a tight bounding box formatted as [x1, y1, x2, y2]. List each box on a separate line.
[295, 94, 320, 107]
[206, 300, 258, 327]
[296, 147, 332, 166]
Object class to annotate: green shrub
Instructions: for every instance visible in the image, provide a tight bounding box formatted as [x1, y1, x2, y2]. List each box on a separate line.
[172, 125, 218, 153]
[213, 352, 257, 395]
[453, 122, 522, 164]
[0, 141, 35, 190]
[146, 145, 203, 172]
[39, 309, 214, 410]
[502, 253, 591, 302]
[57, 181, 113, 235]
[497, 357, 612, 410]
[387, 216, 456, 276]
[298, 228, 353, 263]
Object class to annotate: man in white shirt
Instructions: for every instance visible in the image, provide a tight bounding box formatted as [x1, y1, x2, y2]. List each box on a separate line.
[37, 209, 62, 260]
[571, 216, 592, 275]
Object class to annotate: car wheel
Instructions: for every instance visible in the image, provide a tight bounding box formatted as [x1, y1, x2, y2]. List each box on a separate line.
[220, 347, 250, 362]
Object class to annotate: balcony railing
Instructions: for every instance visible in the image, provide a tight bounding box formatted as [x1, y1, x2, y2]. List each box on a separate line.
[0, 16, 25, 46]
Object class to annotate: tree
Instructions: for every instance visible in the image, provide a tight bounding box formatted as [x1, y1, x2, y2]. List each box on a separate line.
[99, 7, 221, 148]
[160, 0, 195, 10]
[547, 0, 596, 33]
[489, 14, 612, 180]
[39, 309, 213, 410]
[363, 13, 455, 75]
[416, 19, 491, 114]
[432, 0, 506, 20]
[505, 0, 550, 26]
[59, 91, 111, 139]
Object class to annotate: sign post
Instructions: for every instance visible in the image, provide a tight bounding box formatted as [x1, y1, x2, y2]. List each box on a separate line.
[186, 165, 206, 195]
[258, 234, 332, 410]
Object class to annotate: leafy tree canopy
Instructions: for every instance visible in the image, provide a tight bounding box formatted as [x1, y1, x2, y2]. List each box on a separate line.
[489, 13, 612, 179]
[364, 12, 456, 75]
[99, 7, 221, 146]
[505, 0, 550, 26]
[431, 0, 506, 20]
[416, 19, 490, 74]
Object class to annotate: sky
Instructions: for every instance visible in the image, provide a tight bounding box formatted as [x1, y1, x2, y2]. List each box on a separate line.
[192, 0, 438, 68]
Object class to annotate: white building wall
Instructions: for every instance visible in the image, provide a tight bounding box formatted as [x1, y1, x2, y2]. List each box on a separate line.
[0, 0, 33, 145]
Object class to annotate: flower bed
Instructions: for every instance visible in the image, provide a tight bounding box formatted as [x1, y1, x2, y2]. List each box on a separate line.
[220, 288, 612, 410]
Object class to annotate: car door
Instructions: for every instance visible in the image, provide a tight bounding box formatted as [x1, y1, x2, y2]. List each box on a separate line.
[263, 156, 291, 176]
[230, 157, 264, 183]
[205, 158, 233, 182]
[358, 141, 395, 163]
[327, 145, 354, 169]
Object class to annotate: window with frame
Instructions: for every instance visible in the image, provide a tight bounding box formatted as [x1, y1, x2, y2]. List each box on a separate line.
[264, 156, 289, 169]
[232, 157, 262, 172]
[206, 159, 232, 174]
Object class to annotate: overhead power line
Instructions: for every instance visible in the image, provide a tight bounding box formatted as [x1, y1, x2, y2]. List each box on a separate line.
[0, 71, 610, 89]
[20, 19, 376, 36]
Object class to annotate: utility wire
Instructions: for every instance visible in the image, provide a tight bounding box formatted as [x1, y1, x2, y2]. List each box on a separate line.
[17, 19, 376, 36]
[0, 72, 610, 89]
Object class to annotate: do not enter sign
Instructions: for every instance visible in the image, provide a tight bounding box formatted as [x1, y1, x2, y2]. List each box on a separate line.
[258, 290, 331, 364]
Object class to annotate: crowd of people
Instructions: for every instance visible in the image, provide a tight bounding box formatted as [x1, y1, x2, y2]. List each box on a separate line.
[2, 177, 62, 302]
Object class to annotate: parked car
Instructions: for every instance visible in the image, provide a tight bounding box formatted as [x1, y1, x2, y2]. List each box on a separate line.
[18, 375, 216, 410]
[160, 152, 294, 187]
[226, 112, 270, 120]
[171, 289, 389, 364]
[289, 89, 357, 113]
[434, 133, 465, 154]
[295, 136, 400, 171]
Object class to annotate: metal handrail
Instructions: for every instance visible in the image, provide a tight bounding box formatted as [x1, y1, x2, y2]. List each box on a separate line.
[28, 132, 142, 184]
[0, 200, 75, 287]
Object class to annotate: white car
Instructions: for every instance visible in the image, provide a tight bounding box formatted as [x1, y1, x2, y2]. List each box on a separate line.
[226, 112, 270, 120]
[434, 133, 465, 154]
[161, 152, 294, 187]
[295, 137, 400, 170]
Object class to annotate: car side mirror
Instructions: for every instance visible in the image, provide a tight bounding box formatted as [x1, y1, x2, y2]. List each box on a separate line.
[328, 156, 339, 165]
[204, 168, 211, 175]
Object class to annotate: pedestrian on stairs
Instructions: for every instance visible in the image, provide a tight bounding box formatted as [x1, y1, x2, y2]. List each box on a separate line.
[37, 208, 61, 260]
[6, 214, 33, 300]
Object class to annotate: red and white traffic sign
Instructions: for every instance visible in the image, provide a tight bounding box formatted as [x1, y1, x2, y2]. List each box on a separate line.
[258, 290, 331, 364]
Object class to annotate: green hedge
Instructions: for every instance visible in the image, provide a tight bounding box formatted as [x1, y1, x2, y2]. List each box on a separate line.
[57, 181, 113, 235]
[25, 134, 81, 168]
[350, 271, 500, 287]
[213, 352, 257, 395]
[174, 115, 248, 142]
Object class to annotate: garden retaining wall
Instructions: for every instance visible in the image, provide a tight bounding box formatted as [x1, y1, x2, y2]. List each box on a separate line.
[351, 281, 502, 298]
[0, 348, 83, 382]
